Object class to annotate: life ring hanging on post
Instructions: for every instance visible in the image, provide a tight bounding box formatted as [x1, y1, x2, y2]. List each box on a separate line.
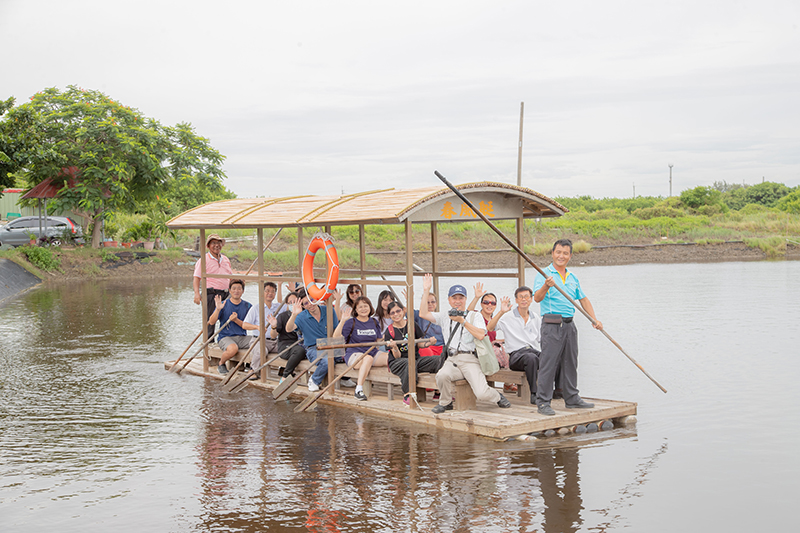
[302, 233, 339, 304]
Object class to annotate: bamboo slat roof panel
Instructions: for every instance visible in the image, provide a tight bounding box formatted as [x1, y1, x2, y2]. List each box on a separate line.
[167, 182, 567, 229]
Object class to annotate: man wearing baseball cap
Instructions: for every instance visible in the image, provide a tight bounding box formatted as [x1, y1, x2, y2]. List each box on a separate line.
[193, 234, 233, 339]
[419, 274, 511, 414]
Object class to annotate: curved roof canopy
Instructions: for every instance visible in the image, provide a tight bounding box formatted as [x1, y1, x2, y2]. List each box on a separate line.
[167, 181, 567, 230]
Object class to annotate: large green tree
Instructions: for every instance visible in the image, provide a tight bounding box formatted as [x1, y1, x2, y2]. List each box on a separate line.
[0, 97, 21, 192]
[0, 86, 227, 246]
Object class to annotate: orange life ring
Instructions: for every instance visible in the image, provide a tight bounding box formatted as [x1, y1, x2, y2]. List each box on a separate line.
[302, 235, 339, 303]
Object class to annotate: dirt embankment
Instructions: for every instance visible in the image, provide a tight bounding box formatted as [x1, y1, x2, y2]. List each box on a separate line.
[27, 238, 800, 283]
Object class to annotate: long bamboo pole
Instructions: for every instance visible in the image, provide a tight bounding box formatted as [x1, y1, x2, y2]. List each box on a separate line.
[434, 170, 667, 393]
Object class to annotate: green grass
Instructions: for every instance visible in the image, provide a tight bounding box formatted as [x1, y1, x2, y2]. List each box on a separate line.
[744, 236, 787, 258]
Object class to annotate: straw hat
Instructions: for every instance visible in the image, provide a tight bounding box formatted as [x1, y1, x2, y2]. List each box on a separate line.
[206, 234, 226, 247]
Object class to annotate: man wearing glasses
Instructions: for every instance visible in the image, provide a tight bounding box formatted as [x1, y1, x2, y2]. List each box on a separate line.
[419, 274, 511, 414]
[492, 287, 541, 406]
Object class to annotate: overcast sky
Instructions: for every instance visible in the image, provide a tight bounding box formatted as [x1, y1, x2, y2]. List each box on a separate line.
[2, 0, 798, 200]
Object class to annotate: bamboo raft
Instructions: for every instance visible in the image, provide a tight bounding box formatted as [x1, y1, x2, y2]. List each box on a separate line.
[165, 348, 637, 441]
[165, 181, 640, 441]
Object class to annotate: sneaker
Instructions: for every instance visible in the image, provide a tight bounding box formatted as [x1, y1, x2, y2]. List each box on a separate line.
[530, 393, 537, 405]
[433, 391, 440, 400]
[244, 363, 252, 371]
[553, 388, 564, 399]
[497, 394, 511, 408]
[340, 378, 356, 388]
[307, 380, 320, 392]
[538, 403, 556, 416]
[217, 364, 228, 375]
[565, 399, 594, 409]
[248, 373, 259, 381]
[432, 402, 454, 414]
[354, 390, 367, 401]
[403, 397, 411, 406]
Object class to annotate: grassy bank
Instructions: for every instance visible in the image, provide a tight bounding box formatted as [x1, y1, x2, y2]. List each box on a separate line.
[2, 204, 797, 280]
[168, 205, 799, 263]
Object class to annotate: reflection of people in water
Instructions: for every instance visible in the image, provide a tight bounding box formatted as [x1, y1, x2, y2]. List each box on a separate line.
[536, 447, 583, 533]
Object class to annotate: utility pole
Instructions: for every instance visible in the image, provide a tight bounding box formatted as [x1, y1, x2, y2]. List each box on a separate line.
[517, 102, 524, 186]
[669, 164, 673, 196]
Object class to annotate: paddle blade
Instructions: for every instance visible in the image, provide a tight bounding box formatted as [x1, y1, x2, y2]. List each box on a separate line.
[294, 392, 321, 412]
[273, 374, 303, 400]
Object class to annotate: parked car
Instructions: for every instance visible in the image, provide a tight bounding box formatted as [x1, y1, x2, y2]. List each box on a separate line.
[0, 216, 85, 247]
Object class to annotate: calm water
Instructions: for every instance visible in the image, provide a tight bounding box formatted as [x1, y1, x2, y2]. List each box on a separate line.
[1, 261, 798, 532]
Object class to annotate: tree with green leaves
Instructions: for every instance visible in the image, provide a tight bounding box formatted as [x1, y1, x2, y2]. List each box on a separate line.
[0, 97, 22, 192]
[0, 86, 228, 246]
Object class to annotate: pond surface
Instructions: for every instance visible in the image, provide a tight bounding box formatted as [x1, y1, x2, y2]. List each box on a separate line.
[1, 260, 798, 532]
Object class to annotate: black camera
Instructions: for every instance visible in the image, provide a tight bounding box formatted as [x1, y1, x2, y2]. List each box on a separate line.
[448, 308, 468, 318]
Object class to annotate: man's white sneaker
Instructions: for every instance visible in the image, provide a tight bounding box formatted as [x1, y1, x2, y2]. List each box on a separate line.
[307, 380, 320, 392]
[340, 378, 356, 388]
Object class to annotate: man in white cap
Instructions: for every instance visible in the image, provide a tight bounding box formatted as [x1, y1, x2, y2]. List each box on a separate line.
[193, 234, 233, 339]
[419, 274, 511, 414]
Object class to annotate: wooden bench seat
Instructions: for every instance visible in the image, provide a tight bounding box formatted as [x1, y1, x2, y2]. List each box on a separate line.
[210, 345, 530, 410]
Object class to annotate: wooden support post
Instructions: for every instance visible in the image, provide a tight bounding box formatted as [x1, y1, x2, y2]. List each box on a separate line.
[199, 229, 208, 372]
[516, 217, 525, 288]
[325, 225, 334, 392]
[257, 228, 265, 381]
[297, 227, 304, 285]
[405, 219, 416, 393]
[430, 222, 440, 302]
[359, 223, 366, 286]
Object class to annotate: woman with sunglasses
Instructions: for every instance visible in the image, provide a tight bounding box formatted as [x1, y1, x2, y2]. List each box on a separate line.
[373, 289, 397, 334]
[333, 296, 388, 401]
[468, 282, 510, 369]
[384, 301, 438, 405]
[341, 284, 363, 317]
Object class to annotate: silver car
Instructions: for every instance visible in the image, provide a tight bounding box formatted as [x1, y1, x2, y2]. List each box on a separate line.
[0, 216, 85, 247]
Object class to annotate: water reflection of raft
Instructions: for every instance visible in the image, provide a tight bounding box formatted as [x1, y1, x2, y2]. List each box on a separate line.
[164, 182, 637, 440]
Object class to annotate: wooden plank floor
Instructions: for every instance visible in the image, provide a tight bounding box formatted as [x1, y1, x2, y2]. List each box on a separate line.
[165, 357, 637, 440]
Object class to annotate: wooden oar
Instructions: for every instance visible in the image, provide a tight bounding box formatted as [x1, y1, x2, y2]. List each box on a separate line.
[226, 339, 302, 393]
[167, 328, 204, 372]
[272, 355, 319, 400]
[244, 228, 283, 276]
[294, 347, 376, 413]
[313, 338, 416, 351]
[171, 315, 236, 374]
[219, 337, 260, 386]
[434, 170, 667, 393]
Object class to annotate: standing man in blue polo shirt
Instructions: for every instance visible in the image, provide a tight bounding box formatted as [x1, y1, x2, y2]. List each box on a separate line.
[533, 239, 603, 416]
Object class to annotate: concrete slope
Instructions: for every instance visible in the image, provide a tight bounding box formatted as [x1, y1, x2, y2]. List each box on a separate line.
[0, 258, 42, 303]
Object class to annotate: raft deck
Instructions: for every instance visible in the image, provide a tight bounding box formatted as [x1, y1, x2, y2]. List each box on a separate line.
[165, 351, 637, 440]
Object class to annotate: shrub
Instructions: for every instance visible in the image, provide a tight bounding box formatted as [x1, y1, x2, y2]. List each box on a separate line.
[572, 240, 592, 253]
[680, 186, 722, 209]
[632, 205, 686, 219]
[777, 190, 800, 214]
[21, 246, 62, 271]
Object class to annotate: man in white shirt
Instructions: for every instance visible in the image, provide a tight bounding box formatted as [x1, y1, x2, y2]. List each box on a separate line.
[419, 274, 511, 414]
[242, 282, 281, 372]
[492, 286, 541, 405]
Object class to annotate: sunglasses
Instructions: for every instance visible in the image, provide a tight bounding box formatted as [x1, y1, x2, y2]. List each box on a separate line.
[389, 308, 404, 316]
[482, 300, 497, 306]
[349, 288, 361, 294]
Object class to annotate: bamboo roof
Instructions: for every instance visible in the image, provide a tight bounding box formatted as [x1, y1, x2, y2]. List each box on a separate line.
[167, 181, 567, 229]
